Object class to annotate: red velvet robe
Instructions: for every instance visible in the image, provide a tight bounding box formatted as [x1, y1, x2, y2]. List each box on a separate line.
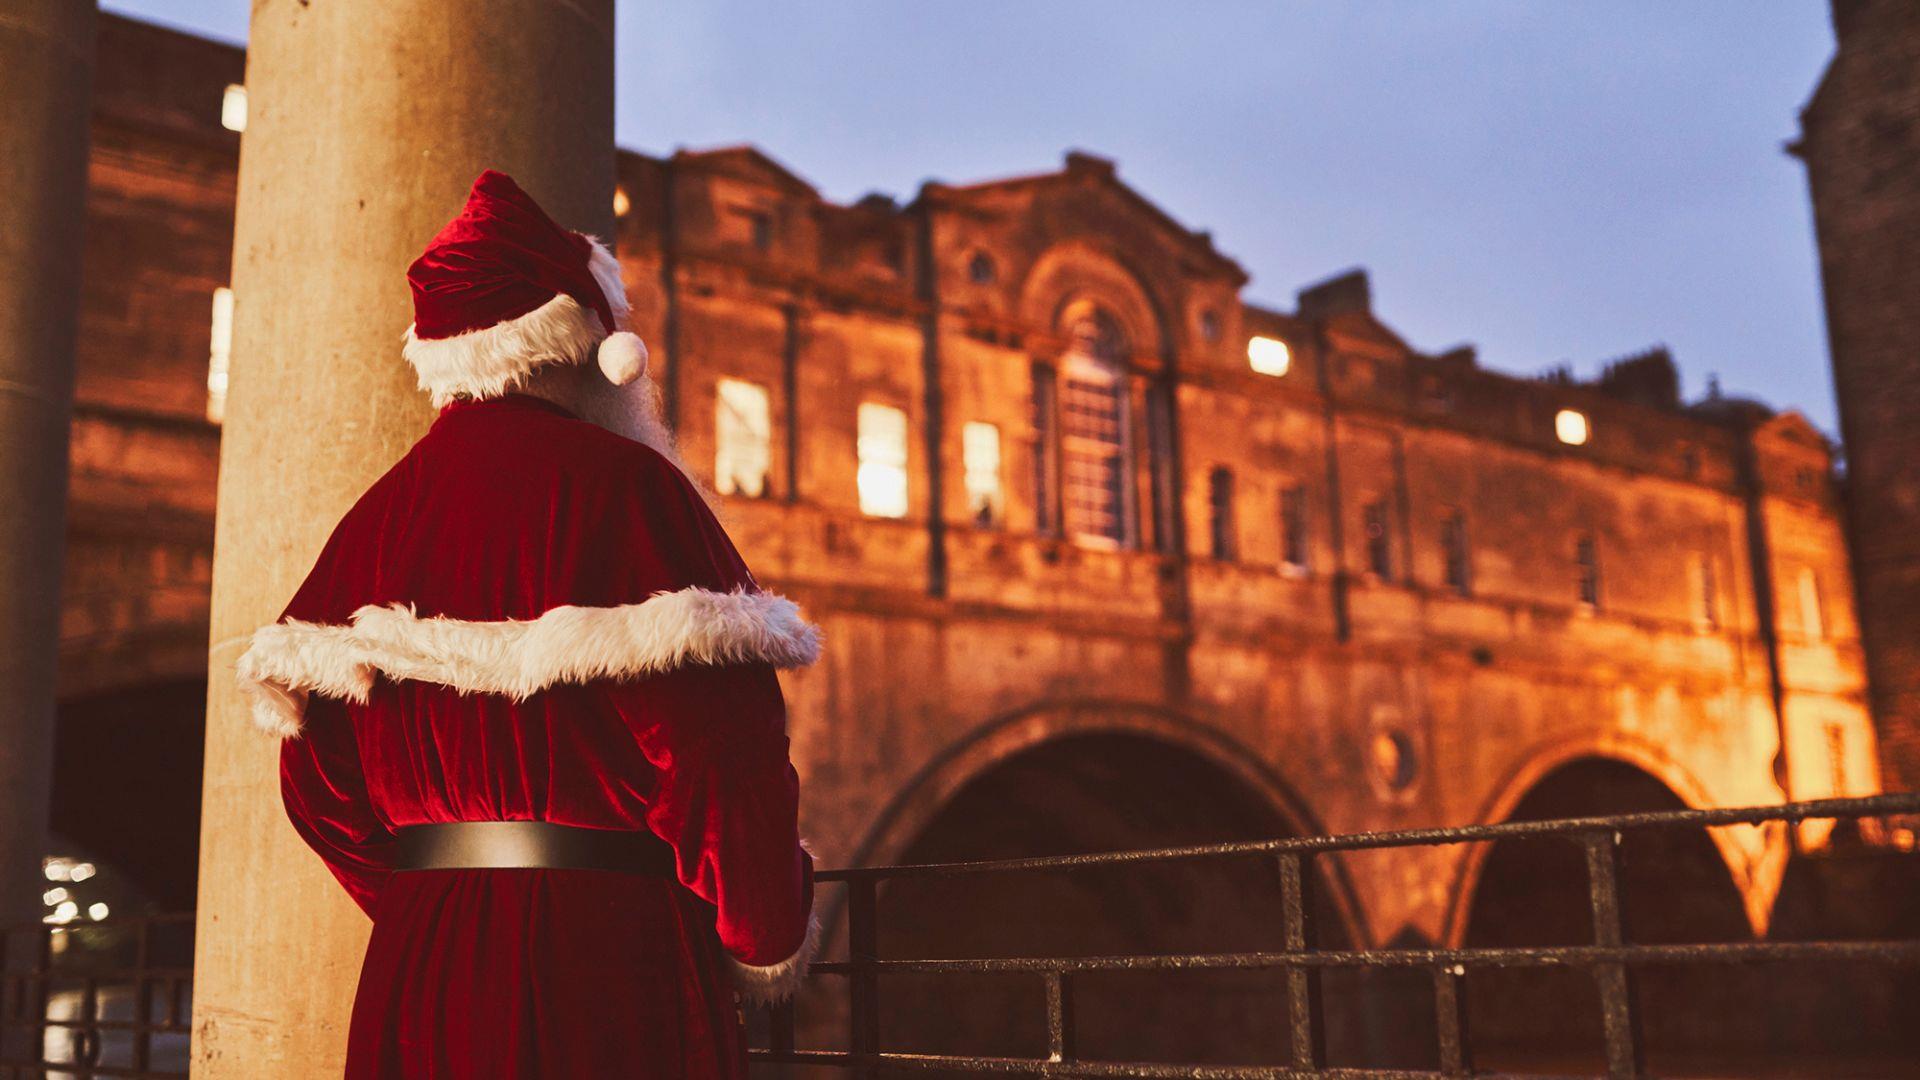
[237, 394, 819, 1079]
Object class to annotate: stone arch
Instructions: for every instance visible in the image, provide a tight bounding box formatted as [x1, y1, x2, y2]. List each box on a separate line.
[1018, 240, 1170, 364]
[845, 702, 1369, 1065]
[1442, 732, 1768, 948]
[1453, 755, 1774, 1073]
[846, 698, 1358, 934]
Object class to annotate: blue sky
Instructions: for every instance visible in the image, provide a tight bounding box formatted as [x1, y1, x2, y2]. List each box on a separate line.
[105, 1, 1843, 432]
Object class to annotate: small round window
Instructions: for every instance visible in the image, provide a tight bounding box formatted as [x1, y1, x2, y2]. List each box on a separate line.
[967, 252, 996, 285]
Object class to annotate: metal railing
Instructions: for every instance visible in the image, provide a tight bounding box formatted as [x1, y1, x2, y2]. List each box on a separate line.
[0, 795, 1912, 1079]
[0, 912, 192, 1080]
[749, 793, 1920, 1079]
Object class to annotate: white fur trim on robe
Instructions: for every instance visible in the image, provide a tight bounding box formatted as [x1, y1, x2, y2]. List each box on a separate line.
[724, 912, 822, 1006]
[236, 586, 822, 738]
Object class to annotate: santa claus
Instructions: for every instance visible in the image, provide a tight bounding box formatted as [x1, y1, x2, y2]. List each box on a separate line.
[235, 170, 819, 1079]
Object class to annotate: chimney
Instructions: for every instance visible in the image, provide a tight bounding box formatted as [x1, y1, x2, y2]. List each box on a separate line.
[1064, 150, 1117, 180]
[1297, 269, 1371, 320]
[1830, 0, 1871, 42]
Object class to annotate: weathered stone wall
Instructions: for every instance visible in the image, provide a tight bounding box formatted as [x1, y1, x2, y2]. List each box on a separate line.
[60, 16, 238, 705]
[64, 14, 1881, 956]
[1799, 0, 1920, 790]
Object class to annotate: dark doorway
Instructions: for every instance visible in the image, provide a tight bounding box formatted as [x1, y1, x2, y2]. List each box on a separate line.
[867, 732, 1383, 1070]
[1460, 757, 1877, 1078]
[52, 679, 206, 913]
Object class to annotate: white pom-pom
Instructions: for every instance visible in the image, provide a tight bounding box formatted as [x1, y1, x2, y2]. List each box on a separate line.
[597, 331, 648, 386]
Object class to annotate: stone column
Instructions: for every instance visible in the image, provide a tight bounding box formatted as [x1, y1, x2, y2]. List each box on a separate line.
[192, 3, 613, 1075]
[0, 1, 95, 928]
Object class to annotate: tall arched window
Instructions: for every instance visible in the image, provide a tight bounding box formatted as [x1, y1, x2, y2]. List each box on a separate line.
[1058, 309, 1132, 547]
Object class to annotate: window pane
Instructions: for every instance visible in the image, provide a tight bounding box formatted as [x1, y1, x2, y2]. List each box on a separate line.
[1798, 567, 1823, 641]
[714, 378, 771, 498]
[1577, 534, 1601, 608]
[857, 402, 909, 518]
[1059, 314, 1129, 546]
[1281, 486, 1309, 570]
[1692, 555, 1719, 629]
[962, 421, 1002, 527]
[220, 84, 248, 133]
[1207, 467, 1235, 559]
[1364, 500, 1392, 580]
[1442, 510, 1470, 595]
[206, 287, 234, 424]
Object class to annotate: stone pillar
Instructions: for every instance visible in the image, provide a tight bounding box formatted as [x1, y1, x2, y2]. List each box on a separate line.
[192, 3, 613, 1075]
[0, 1, 95, 927]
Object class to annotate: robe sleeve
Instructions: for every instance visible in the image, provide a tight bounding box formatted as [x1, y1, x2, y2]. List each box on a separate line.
[608, 661, 817, 1003]
[279, 694, 397, 916]
[585, 446, 818, 1001]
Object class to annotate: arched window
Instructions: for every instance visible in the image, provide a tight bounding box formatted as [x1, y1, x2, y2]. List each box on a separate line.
[1058, 309, 1131, 547]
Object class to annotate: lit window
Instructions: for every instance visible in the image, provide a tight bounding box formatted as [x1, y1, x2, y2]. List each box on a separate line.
[207, 287, 234, 423]
[1692, 554, 1719, 629]
[1364, 500, 1392, 580]
[220, 84, 247, 132]
[1576, 533, 1601, 609]
[961, 421, 1003, 527]
[714, 378, 771, 498]
[612, 186, 632, 218]
[1207, 467, 1235, 559]
[1060, 312, 1130, 546]
[1441, 510, 1470, 595]
[1280, 485, 1309, 571]
[1555, 408, 1590, 446]
[1248, 335, 1291, 377]
[1798, 567, 1824, 642]
[856, 402, 909, 518]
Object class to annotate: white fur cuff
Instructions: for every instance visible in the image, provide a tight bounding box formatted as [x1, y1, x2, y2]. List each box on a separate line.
[726, 913, 822, 1006]
[236, 586, 822, 737]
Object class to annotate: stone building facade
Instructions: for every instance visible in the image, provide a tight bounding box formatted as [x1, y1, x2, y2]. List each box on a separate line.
[1797, 0, 1920, 792]
[56, 15, 1888, 1051]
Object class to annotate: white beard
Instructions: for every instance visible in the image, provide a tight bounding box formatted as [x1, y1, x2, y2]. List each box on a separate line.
[570, 374, 722, 510]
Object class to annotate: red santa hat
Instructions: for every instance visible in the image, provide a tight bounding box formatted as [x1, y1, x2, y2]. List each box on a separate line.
[404, 170, 649, 406]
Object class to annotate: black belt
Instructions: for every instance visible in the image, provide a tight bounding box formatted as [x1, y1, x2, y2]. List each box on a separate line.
[394, 822, 677, 876]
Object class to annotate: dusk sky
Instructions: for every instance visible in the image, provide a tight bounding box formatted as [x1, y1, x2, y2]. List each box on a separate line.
[106, 1, 1846, 433]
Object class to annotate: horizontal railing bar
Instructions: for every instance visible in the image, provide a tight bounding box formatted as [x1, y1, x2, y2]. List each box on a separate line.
[806, 939, 1920, 976]
[749, 1048, 1587, 1079]
[0, 1017, 190, 1032]
[816, 793, 1917, 882]
[0, 1065, 184, 1080]
[1, 969, 194, 983]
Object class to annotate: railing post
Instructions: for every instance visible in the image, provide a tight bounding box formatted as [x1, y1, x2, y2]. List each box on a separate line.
[32, 927, 51, 1076]
[847, 879, 880, 1080]
[1044, 972, 1077, 1064]
[1277, 851, 1326, 1070]
[1431, 963, 1472, 1076]
[1582, 829, 1645, 1080]
[767, 999, 796, 1054]
[76, 974, 100, 1080]
[133, 918, 154, 1075]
